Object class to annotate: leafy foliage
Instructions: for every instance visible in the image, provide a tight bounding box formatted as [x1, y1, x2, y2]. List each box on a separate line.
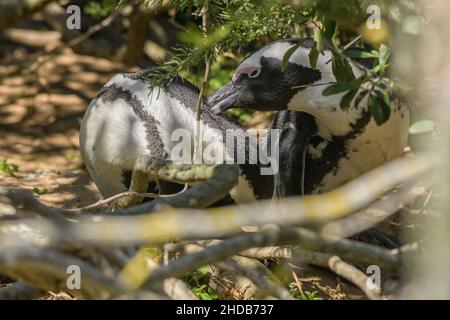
[81, 1, 418, 127]
[142, 0, 310, 88]
[323, 43, 396, 125]
[288, 282, 323, 300]
[84, 0, 121, 18]
[0, 159, 18, 176]
[138, 0, 407, 126]
[182, 266, 219, 300]
[292, 7, 400, 125]
[191, 284, 219, 300]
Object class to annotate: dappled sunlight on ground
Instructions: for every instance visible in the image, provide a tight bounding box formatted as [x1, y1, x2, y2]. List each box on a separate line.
[0, 46, 135, 208]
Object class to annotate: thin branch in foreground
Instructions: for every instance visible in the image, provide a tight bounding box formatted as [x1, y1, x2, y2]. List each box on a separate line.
[0, 246, 125, 299]
[63, 184, 189, 212]
[0, 282, 43, 300]
[327, 256, 383, 300]
[193, 5, 212, 163]
[0, 187, 68, 225]
[117, 247, 197, 300]
[181, 242, 292, 300]
[241, 246, 383, 300]
[140, 224, 398, 290]
[109, 159, 240, 215]
[321, 183, 426, 241]
[214, 255, 293, 300]
[0, 154, 434, 247]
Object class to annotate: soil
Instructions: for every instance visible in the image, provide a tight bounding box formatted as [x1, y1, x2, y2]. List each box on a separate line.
[0, 42, 135, 209]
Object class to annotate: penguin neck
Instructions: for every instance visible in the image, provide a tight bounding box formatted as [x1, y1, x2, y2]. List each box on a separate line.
[184, 118, 275, 202]
[287, 88, 365, 138]
[287, 46, 367, 136]
[164, 79, 274, 200]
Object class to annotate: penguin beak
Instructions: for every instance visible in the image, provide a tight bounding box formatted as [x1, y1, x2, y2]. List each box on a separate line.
[208, 81, 241, 114]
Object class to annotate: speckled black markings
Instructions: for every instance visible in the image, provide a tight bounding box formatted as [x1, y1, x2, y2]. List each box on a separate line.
[210, 38, 386, 196]
[310, 135, 325, 148]
[97, 83, 168, 159]
[229, 56, 322, 112]
[273, 110, 372, 194]
[122, 69, 151, 80]
[306, 111, 371, 193]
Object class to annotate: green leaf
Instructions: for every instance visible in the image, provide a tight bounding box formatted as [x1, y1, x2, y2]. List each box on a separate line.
[351, 75, 365, 86]
[281, 42, 302, 72]
[313, 28, 324, 54]
[323, 83, 356, 96]
[0, 159, 18, 176]
[309, 42, 320, 69]
[322, 18, 336, 40]
[369, 91, 391, 125]
[378, 44, 390, 67]
[332, 54, 355, 83]
[340, 88, 358, 110]
[409, 120, 437, 135]
[344, 49, 379, 59]
[354, 89, 369, 108]
[377, 88, 390, 107]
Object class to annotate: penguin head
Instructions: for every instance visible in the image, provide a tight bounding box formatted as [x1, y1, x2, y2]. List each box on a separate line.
[208, 38, 322, 114]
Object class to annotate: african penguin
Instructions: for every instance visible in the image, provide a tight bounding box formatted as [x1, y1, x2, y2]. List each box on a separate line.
[208, 38, 410, 195]
[79, 72, 274, 205]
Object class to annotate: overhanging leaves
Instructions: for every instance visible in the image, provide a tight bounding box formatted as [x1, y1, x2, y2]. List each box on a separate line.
[369, 90, 391, 125]
[331, 53, 355, 83]
[323, 83, 356, 96]
[281, 42, 302, 72]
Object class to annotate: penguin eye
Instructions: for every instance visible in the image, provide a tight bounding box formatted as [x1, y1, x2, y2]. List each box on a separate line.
[232, 66, 261, 82]
[248, 68, 261, 78]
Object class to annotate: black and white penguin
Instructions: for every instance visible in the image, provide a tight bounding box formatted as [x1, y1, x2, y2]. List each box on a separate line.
[208, 38, 410, 196]
[79, 72, 274, 205]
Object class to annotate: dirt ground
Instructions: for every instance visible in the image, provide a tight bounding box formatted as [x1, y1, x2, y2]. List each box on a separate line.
[0, 43, 137, 209]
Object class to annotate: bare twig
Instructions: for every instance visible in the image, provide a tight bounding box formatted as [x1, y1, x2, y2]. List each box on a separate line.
[292, 271, 306, 299]
[0, 282, 43, 300]
[0, 246, 125, 299]
[0, 187, 68, 225]
[321, 183, 426, 240]
[118, 248, 197, 299]
[181, 242, 291, 299]
[140, 224, 399, 296]
[110, 159, 240, 215]
[327, 255, 383, 300]
[214, 256, 293, 300]
[241, 246, 384, 299]
[64, 183, 189, 212]
[194, 4, 212, 163]
[0, 154, 435, 247]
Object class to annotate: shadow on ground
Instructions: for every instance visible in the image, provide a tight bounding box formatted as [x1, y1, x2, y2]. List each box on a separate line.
[0, 43, 135, 208]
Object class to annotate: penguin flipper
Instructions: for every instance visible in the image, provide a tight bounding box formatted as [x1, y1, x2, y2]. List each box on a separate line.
[272, 111, 315, 198]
